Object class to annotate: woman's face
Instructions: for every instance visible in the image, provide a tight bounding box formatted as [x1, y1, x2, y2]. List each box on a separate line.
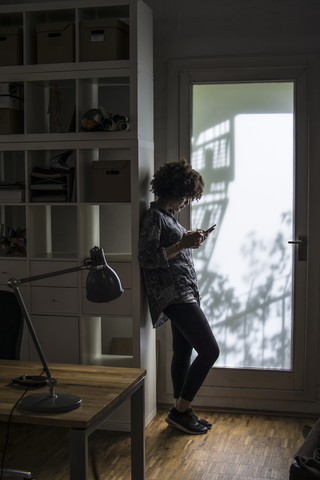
[170, 197, 189, 212]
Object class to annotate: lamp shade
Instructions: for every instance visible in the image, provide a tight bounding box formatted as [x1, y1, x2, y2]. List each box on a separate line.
[86, 247, 124, 303]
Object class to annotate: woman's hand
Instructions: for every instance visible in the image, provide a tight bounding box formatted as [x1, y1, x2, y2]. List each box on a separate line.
[180, 230, 205, 249]
[166, 229, 207, 259]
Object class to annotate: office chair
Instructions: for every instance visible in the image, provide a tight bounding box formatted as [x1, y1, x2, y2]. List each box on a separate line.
[0, 290, 34, 480]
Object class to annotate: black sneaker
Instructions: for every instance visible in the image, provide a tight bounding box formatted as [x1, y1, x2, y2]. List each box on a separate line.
[165, 407, 208, 435]
[191, 412, 212, 429]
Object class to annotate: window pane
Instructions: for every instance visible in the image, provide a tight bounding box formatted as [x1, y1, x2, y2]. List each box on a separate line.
[191, 83, 294, 369]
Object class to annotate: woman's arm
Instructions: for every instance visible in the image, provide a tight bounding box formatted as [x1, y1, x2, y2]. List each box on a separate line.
[166, 230, 207, 259]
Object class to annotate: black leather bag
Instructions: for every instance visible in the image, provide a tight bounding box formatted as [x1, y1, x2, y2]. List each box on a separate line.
[290, 453, 320, 479]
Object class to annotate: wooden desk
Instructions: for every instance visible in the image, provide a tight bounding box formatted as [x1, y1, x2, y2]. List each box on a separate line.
[0, 360, 146, 480]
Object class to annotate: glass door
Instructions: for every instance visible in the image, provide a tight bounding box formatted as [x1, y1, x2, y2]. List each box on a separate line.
[191, 82, 294, 371]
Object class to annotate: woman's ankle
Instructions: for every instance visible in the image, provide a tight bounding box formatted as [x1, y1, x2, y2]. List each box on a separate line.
[175, 397, 191, 413]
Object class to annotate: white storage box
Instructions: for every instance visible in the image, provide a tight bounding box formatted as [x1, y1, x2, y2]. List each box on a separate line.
[80, 19, 129, 62]
[36, 22, 75, 64]
[92, 160, 130, 202]
[0, 26, 23, 66]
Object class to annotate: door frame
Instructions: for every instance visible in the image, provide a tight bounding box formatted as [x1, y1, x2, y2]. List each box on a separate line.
[157, 55, 320, 413]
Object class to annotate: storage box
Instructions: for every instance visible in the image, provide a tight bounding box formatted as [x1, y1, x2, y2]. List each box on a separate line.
[0, 109, 24, 134]
[0, 187, 25, 202]
[80, 19, 129, 62]
[0, 26, 23, 66]
[36, 22, 75, 64]
[92, 160, 130, 202]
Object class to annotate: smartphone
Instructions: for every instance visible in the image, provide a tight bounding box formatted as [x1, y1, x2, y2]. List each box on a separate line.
[205, 224, 216, 234]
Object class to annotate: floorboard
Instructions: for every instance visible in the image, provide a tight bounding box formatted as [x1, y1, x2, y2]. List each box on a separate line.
[0, 409, 316, 480]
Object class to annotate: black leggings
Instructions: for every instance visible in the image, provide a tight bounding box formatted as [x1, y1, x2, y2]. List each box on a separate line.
[164, 302, 220, 402]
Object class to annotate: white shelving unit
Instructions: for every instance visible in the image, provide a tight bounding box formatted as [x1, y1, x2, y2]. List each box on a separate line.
[0, 0, 156, 426]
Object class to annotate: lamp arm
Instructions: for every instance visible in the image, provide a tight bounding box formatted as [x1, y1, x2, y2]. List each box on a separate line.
[11, 283, 53, 380]
[9, 263, 91, 286]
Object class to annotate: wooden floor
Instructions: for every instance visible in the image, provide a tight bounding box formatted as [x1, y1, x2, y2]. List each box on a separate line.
[0, 409, 316, 480]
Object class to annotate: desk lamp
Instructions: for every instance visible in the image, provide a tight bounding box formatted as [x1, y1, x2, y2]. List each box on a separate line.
[8, 246, 123, 413]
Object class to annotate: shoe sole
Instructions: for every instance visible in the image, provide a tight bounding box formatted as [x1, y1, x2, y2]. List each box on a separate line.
[165, 417, 207, 435]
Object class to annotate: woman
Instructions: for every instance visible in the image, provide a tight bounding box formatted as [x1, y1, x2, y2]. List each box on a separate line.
[138, 158, 220, 435]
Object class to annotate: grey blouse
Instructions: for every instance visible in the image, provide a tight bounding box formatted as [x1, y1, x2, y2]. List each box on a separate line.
[138, 202, 200, 328]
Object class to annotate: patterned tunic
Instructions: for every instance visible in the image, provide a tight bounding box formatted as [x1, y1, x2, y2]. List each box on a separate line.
[138, 202, 200, 328]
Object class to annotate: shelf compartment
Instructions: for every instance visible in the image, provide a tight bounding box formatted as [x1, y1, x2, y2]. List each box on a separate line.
[0, 82, 24, 135]
[0, 150, 25, 203]
[0, 205, 26, 257]
[27, 204, 78, 259]
[79, 203, 131, 258]
[25, 79, 76, 134]
[80, 314, 133, 367]
[78, 77, 130, 134]
[79, 148, 131, 203]
[0, 150, 25, 184]
[102, 315, 132, 354]
[27, 149, 76, 203]
[29, 170, 75, 203]
[78, 3, 130, 57]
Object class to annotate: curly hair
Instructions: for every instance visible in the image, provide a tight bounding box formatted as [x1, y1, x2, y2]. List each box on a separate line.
[150, 158, 204, 202]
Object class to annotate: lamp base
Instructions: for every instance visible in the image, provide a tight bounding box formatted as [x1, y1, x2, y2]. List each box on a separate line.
[21, 392, 82, 413]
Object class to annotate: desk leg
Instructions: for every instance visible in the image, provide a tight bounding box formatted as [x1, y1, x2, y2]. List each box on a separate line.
[69, 428, 88, 480]
[131, 379, 145, 480]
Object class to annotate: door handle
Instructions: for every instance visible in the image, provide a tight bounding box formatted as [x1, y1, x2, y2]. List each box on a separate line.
[288, 235, 307, 261]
